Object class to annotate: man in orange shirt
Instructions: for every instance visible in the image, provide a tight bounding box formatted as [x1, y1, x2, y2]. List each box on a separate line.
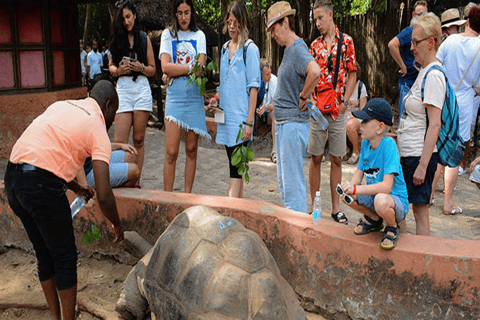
[4, 80, 124, 320]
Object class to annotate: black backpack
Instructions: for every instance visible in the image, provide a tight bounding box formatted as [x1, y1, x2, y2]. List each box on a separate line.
[221, 39, 253, 66]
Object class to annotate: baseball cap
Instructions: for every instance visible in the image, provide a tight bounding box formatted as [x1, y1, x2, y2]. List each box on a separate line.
[352, 98, 393, 126]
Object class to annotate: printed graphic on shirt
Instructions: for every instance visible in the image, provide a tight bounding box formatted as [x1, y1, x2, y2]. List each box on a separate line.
[364, 167, 381, 182]
[173, 40, 197, 65]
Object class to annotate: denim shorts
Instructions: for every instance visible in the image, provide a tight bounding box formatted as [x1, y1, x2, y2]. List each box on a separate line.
[86, 150, 129, 188]
[4, 162, 77, 290]
[357, 194, 407, 223]
[401, 154, 438, 205]
[470, 164, 480, 184]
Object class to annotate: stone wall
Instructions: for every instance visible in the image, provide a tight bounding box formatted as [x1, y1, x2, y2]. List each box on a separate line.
[1, 185, 479, 320]
[0, 87, 88, 160]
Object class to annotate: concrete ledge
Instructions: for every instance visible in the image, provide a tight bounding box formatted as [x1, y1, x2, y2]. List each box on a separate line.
[1, 185, 479, 319]
[0, 87, 88, 160]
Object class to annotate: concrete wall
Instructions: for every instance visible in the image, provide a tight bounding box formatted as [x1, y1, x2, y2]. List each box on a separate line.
[1, 186, 479, 320]
[0, 87, 88, 160]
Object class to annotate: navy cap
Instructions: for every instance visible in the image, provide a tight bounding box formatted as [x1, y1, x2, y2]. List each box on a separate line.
[352, 98, 393, 126]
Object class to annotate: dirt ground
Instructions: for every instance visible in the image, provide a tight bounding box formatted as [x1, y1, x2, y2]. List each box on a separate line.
[0, 246, 326, 320]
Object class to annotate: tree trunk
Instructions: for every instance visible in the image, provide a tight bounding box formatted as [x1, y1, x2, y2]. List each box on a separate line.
[83, 3, 93, 45]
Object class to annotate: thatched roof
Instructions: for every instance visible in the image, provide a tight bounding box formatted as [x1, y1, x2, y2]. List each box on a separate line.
[77, 0, 219, 46]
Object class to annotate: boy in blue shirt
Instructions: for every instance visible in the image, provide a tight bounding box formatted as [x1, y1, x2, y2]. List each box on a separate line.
[339, 98, 409, 250]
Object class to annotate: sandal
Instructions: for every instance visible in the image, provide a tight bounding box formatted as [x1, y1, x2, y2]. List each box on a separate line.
[347, 152, 359, 165]
[380, 226, 399, 250]
[354, 215, 383, 235]
[331, 211, 348, 225]
[134, 183, 142, 189]
[443, 205, 463, 215]
[428, 198, 435, 208]
[271, 151, 277, 163]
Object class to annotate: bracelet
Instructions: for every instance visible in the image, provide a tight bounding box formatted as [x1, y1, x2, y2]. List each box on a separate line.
[353, 185, 357, 195]
[242, 121, 253, 127]
[188, 64, 192, 73]
[141, 63, 145, 73]
[300, 95, 307, 101]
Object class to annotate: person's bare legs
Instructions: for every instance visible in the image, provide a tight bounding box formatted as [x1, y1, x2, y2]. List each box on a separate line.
[459, 140, 471, 171]
[114, 112, 133, 144]
[184, 130, 199, 193]
[346, 118, 361, 155]
[132, 110, 150, 184]
[444, 166, 460, 213]
[229, 177, 243, 198]
[309, 155, 323, 210]
[57, 285, 77, 320]
[374, 194, 398, 247]
[269, 111, 276, 153]
[330, 155, 343, 216]
[40, 278, 61, 320]
[430, 164, 443, 205]
[412, 203, 430, 235]
[163, 120, 182, 192]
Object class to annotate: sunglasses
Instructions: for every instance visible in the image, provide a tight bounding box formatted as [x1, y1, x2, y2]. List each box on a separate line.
[336, 184, 354, 204]
[327, 53, 333, 72]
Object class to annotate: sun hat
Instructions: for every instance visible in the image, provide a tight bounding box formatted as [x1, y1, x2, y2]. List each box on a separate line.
[465, 2, 478, 17]
[267, 1, 296, 30]
[441, 8, 467, 28]
[352, 98, 393, 126]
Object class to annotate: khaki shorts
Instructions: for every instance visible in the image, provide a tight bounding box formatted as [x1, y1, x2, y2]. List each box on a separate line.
[307, 112, 346, 157]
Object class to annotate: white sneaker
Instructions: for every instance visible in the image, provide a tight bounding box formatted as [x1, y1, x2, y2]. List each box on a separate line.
[458, 167, 467, 176]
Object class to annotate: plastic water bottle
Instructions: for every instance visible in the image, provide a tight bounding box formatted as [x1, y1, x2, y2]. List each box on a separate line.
[308, 104, 329, 130]
[70, 195, 86, 218]
[312, 191, 322, 226]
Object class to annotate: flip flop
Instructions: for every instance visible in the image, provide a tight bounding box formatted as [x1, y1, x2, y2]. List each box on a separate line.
[331, 211, 348, 225]
[443, 206, 463, 215]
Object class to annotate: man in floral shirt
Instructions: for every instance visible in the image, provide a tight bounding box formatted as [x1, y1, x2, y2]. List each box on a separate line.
[307, 0, 357, 224]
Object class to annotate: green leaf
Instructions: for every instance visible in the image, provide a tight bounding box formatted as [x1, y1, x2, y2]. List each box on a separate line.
[113, 290, 120, 297]
[241, 147, 248, 161]
[247, 148, 255, 161]
[200, 83, 206, 97]
[196, 77, 202, 88]
[245, 171, 250, 183]
[238, 165, 245, 175]
[231, 148, 242, 166]
[195, 53, 201, 60]
[95, 274, 104, 278]
[235, 126, 243, 143]
[207, 61, 217, 72]
[82, 224, 102, 245]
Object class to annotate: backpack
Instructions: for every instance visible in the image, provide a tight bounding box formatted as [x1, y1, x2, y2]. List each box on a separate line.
[421, 64, 465, 168]
[221, 39, 253, 66]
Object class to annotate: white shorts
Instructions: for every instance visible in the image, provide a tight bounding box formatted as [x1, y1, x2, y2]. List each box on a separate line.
[470, 164, 480, 184]
[116, 75, 152, 113]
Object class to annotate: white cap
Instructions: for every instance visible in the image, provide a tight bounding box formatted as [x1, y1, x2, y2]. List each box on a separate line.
[315, 191, 321, 197]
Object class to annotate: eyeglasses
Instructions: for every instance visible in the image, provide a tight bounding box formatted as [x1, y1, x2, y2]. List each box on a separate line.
[226, 19, 238, 27]
[327, 53, 333, 72]
[411, 37, 430, 47]
[336, 184, 354, 204]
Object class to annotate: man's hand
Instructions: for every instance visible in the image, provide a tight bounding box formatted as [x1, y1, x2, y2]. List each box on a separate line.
[413, 164, 427, 186]
[256, 104, 266, 116]
[119, 143, 137, 155]
[470, 156, 480, 172]
[111, 223, 124, 243]
[78, 184, 95, 201]
[398, 64, 407, 77]
[341, 181, 354, 195]
[339, 101, 348, 114]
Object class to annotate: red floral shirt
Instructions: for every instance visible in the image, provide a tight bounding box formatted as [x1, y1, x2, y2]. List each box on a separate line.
[310, 26, 357, 106]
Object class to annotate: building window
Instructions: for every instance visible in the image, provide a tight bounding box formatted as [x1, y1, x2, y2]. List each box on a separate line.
[0, 1, 81, 95]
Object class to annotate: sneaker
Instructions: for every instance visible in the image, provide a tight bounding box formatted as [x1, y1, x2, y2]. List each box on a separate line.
[458, 166, 467, 176]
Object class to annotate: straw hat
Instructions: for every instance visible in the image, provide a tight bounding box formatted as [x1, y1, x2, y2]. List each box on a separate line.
[441, 8, 467, 28]
[267, 1, 296, 30]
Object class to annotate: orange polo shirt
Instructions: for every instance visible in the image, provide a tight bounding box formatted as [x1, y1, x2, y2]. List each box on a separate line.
[10, 98, 111, 182]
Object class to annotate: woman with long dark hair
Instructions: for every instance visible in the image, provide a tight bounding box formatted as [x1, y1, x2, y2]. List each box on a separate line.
[160, 0, 209, 193]
[208, 1, 260, 198]
[109, 1, 155, 187]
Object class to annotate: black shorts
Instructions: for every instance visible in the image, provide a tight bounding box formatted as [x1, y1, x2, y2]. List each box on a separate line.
[401, 153, 438, 205]
[4, 162, 77, 290]
[225, 140, 252, 179]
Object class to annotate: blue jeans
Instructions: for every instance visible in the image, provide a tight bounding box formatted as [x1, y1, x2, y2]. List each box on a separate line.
[398, 81, 411, 119]
[275, 122, 309, 213]
[4, 162, 77, 290]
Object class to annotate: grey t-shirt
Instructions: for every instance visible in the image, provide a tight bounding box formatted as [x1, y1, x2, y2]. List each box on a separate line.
[273, 38, 314, 123]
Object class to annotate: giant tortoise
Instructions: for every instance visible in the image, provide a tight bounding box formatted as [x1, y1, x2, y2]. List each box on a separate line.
[116, 205, 305, 319]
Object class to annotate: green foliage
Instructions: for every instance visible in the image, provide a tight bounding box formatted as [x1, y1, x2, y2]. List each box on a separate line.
[78, 3, 112, 46]
[186, 53, 218, 96]
[231, 124, 255, 183]
[82, 224, 102, 245]
[193, 0, 223, 30]
[113, 290, 120, 297]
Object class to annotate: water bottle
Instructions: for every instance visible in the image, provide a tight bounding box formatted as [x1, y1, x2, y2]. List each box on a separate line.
[308, 104, 329, 130]
[312, 191, 322, 226]
[70, 195, 87, 218]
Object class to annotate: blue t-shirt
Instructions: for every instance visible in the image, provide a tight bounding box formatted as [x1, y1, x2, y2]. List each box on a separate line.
[396, 26, 418, 86]
[358, 137, 409, 212]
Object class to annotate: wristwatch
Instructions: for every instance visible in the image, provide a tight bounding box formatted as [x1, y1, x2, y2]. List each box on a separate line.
[342, 99, 349, 106]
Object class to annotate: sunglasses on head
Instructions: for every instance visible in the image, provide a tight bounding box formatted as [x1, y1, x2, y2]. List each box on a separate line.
[336, 184, 353, 204]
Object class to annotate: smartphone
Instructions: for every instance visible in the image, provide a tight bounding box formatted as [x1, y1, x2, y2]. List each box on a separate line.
[121, 56, 137, 65]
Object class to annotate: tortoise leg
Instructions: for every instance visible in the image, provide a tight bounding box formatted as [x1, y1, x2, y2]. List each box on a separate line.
[116, 265, 148, 320]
